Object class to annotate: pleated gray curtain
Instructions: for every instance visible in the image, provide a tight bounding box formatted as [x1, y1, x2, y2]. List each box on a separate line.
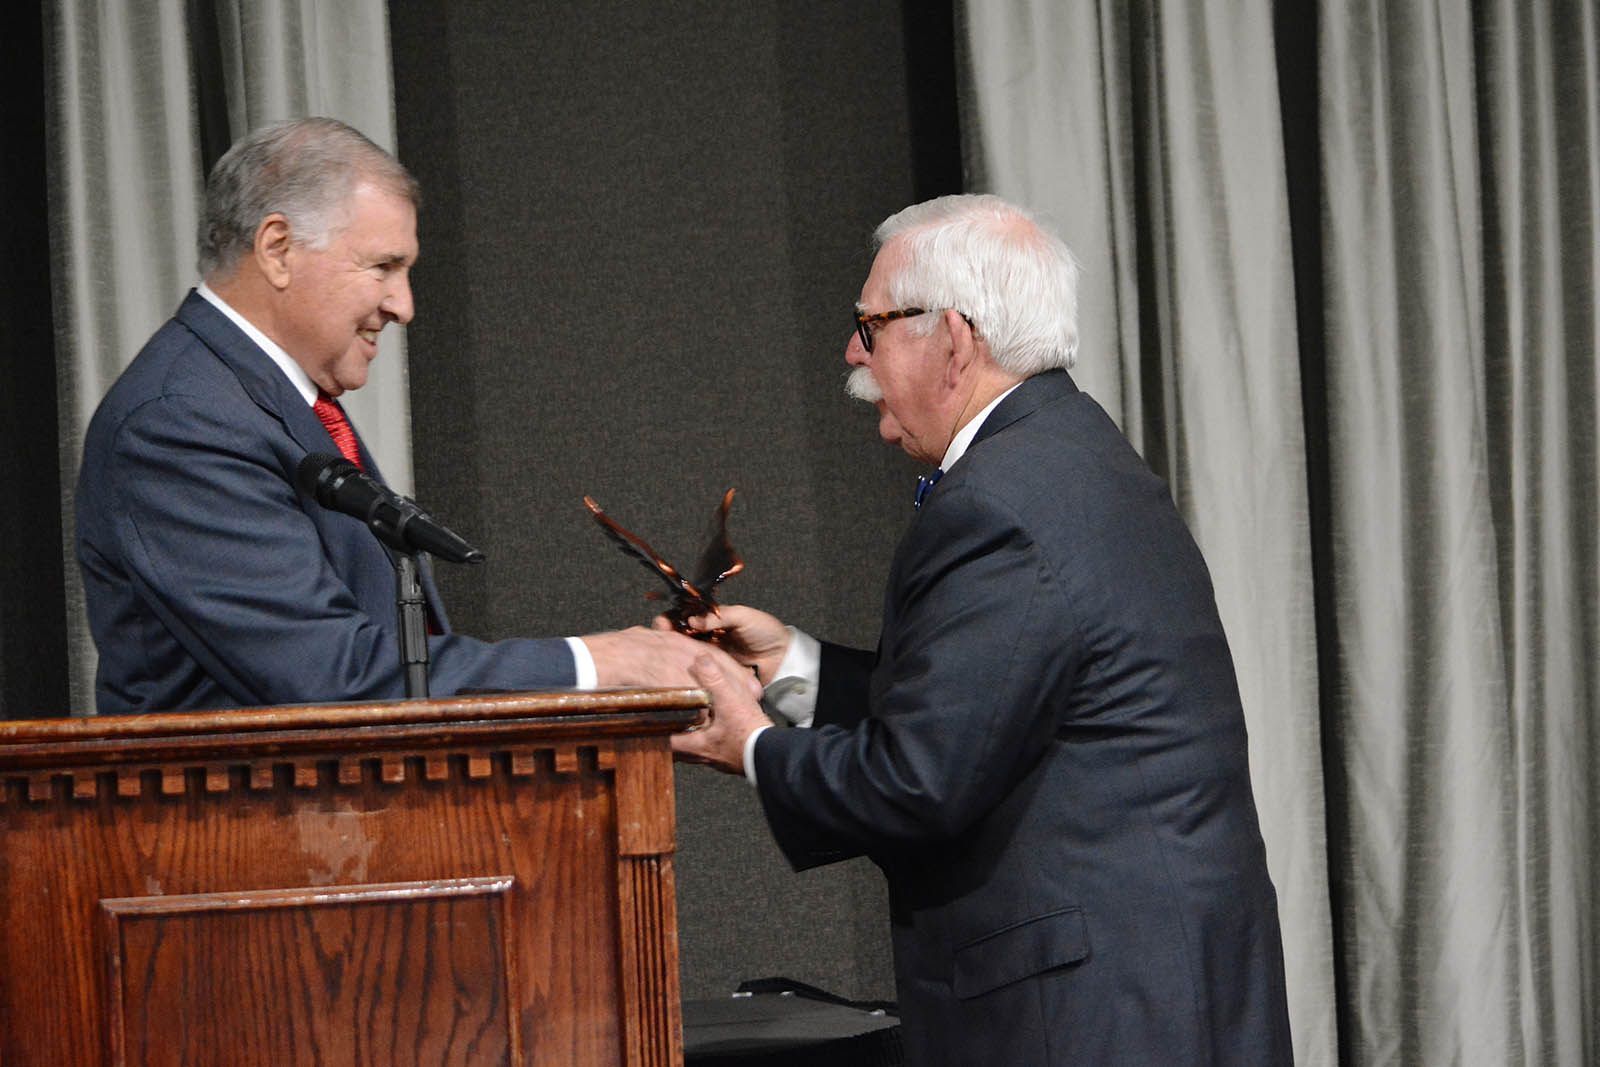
[48, 0, 410, 716]
[1475, 5, 1600, 1064]
[1319, 6, 1518, 1064]
[961, 1, 1599, 1064]
[963, 0, 1337, 1060]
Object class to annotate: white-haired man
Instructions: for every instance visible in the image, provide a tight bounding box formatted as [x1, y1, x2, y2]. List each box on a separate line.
[674, 194, 1293, 1064]
[77, 117, 730, 714]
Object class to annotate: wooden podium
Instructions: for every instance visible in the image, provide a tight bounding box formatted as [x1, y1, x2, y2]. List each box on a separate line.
[0, 688, 704, 1066]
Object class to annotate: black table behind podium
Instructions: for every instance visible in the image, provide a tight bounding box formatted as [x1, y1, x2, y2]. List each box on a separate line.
[684, 979, 904, 1067]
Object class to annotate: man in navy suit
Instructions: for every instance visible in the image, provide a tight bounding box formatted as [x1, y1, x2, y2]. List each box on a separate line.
[76, 117, 731, 716]
[673, 195, 1293, 1063]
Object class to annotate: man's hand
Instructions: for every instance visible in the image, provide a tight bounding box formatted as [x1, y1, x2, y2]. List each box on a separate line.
[582, 626, 760, 695]
[656, 604, 792, 685]
[671, 653, 775, 774]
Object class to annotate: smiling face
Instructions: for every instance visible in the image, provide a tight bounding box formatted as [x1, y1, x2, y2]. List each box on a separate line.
[845, 244, 958, 465]
[276, 180, 417, 396]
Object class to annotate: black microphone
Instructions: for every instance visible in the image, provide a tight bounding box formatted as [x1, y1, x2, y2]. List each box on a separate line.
[296, 453, 485, 564]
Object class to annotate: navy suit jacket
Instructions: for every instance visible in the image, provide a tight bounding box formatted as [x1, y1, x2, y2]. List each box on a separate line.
[754, 371, 1292, 1064]
[77, 291, 576, 715]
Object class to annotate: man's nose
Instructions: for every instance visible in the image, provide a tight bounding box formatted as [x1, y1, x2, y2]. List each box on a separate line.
[845, 330, 869, 366]
[384, 276, 415, 325]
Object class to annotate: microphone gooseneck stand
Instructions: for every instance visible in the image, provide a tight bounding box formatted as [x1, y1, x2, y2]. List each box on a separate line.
[299, 453, 485, 699]
[374, 509, 484, 698]
[391, 550, 432, 698]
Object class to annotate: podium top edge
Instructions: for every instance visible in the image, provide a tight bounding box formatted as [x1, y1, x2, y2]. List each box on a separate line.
[0, 687, 709, 746]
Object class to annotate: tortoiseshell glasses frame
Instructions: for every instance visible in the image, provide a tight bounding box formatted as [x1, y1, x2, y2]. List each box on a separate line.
[854, 307, 975, 353]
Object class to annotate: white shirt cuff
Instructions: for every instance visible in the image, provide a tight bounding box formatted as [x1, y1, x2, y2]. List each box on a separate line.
[743, 723, 772, 786]
[761, 626, 820, 727]
[566, 636, 597, 689]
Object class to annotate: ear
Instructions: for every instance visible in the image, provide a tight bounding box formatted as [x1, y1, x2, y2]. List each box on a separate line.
[943, 308, 979, 386]
[253, 214, 294, 291]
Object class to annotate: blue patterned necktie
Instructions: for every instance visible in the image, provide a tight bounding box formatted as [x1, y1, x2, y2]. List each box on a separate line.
[914, 468, 944, 509]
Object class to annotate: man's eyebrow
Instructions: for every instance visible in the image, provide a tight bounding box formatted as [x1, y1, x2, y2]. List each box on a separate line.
[855, 301, 868, 315]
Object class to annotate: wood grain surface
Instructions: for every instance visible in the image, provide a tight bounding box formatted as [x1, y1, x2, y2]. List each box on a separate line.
[0, 690, 702, 1066]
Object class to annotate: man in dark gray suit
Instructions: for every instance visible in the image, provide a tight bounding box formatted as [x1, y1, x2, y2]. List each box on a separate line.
[77, 117, 729, 715]
[673, 194, 1293, 1064]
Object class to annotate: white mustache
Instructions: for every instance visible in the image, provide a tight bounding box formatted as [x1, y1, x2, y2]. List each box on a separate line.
[846, 366, 883, 403]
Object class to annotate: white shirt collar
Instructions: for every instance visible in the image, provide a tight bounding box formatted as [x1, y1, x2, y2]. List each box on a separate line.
[196, 282, 319, 407]
[938, 382, 1022, 472]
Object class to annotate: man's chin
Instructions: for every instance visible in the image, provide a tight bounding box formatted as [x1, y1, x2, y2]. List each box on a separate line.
[331, 360, 373, 394]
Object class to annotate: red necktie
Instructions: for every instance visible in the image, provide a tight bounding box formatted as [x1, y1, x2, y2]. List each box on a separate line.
[313, 392, 363, 468]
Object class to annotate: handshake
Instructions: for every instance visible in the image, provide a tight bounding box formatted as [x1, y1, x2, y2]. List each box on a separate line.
[580, 490, 792, 774]
[582, 603, 792, 776]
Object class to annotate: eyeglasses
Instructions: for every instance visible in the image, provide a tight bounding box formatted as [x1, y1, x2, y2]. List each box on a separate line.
[854, 307, 976, 353]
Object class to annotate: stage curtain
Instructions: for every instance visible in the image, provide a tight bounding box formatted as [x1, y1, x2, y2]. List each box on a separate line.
[961, 1, 1597, 1063]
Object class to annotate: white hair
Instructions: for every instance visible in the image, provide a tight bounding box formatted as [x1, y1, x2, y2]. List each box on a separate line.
[873, 193, 1080, 374]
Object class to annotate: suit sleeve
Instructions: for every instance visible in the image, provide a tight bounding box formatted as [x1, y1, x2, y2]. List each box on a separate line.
[100, 390, 573, 708]
[813, 642, 875, 728]
[753, 482, 1085, 871]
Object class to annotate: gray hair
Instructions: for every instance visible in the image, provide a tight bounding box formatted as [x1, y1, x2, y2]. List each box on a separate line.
[197, 117, 420, 280]
[874, 193, 1080, 374]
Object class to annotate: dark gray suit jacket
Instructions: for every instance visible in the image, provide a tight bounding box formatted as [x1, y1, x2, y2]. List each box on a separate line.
[754, 370, 1292, 1064]
[77, 290, 575, 715]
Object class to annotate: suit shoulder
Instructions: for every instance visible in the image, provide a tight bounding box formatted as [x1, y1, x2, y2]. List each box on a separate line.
[929, 391, 1204, 600]
[88, 317, 261, 438]
[961, 389, 1164, 514]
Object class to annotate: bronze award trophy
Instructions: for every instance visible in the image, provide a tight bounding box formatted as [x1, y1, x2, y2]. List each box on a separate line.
[583, 489, 743, 642]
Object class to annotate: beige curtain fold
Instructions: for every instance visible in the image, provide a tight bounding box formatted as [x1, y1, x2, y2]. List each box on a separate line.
[49, 0, 409, 716]
[1319, 5, 1522, 1063]
[1475, 3, 1600, 1064]
[964, 0, 1599, 1064]
[963, 1, 1337, 1063]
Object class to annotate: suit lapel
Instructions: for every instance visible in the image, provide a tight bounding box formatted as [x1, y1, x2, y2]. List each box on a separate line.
[172, 290, 454, 634]
[884, 370, 1082, 660]
[912, 370, 1079, 514]
[174, 291, 333, 458]
[968, 369, 1079, 453]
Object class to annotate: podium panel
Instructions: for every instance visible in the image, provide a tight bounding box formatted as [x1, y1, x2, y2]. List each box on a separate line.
[102, 878, 517, 1063]
[0, 689, 702, 1067]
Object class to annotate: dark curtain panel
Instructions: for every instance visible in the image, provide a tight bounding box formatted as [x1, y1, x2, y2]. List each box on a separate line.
[0, 2, 68, 720]
[390, 0, 960, 1005]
